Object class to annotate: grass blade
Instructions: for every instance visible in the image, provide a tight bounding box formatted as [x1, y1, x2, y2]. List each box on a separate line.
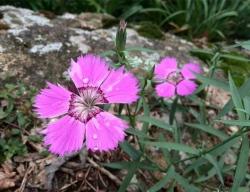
[137, 116, 173, 132]
[196, 74, 229, 91]
[175, 172, 200, 192]
[238, 40, 250, 50]
[231, 136, 249, 192]
[145, 142, 199, 155]
[228, 73, 245, 120]
[186, 123, 228, 140]
[120, 141, 141, 160]
[204, 154, 224, 185]
[117, 161, 139, 192]
[148, 166, 175, 192]
[217, 78, 250, 118]
[125, 128, 152, 139]
[219, 119, 250, 127]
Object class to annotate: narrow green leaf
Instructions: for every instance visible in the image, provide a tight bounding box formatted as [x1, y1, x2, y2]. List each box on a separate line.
[231, 136, 249, 192]
[120, 5, 143, 20]
[228, 73, 245, 120]
[118, 162, 139, 192]
[238, 40, 250, 50]
[185, 137, 240, 174]
[139, 8, 167, 14]
[175, 172, 200, 192]
[202, 0, 208, 18]
[100, 50, 116, 57]
[243, 96, 250, 119]
[120, 141, 141, 160]
[196, 74, 229, 91]
[160, 10, 186, 26]
[103, 160, 158, 171]
[125, 46, 156, 52]
[147, 166, 175, 192]
[204, 154, 224, 185]
[125, 128, 152, 139]
[138, 116, 173, 132]
[159, 134, 172, 164]
[145, 142, 199, 155]
[186, 123, 228, 140]
[195, 156, 224, 183]
[210, 137, 240, 157]
[103, 161, 131, 169]
[219, 119, 250, 127]
[217, 11, 237, 19]
[217, 78, 250, 118]
[222, 54, 250, 62]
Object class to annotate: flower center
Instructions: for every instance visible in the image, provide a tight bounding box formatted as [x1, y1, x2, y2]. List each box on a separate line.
[166, 71, 183, 85]
[68, 87, 108, 123]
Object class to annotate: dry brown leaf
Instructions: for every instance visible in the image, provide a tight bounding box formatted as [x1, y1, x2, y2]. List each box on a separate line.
[2, 160, 14, 174]
[16, 164, 25, 177]
[0, 178, 15, 190]
[0, 160, 16, 190]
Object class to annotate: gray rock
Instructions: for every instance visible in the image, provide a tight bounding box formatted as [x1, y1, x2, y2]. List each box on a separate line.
[0, 6, 200, 87]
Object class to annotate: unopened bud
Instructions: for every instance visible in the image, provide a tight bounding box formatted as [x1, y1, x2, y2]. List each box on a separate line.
[116, 20, 127, 53]
[119, 20, 127, 32]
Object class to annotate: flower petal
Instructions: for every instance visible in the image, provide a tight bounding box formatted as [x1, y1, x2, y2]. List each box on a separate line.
[154, 57, 177, 80]
[69, 54, 110, 88]
[181, 63, 202, 79]
[176, 80, 197, 96]
[86, 112, 127, 152]
[34, 82, 71, 118]
[44, 115, 85, 156]
[101, 67, 139, 104]
[155, 82, 176, 98]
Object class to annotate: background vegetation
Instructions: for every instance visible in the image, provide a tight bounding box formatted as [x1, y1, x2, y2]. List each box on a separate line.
[1, 0, 250, 40]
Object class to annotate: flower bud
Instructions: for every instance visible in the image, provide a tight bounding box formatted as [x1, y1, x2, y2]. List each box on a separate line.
[115, 20, 127, 52]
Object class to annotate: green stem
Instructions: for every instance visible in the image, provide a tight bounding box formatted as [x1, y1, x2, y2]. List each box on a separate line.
[134, 78, 148, 115]
[126, 104, 134, 128]
[170, 96, 180, 143]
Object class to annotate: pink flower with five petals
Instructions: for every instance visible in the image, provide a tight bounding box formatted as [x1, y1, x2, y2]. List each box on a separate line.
[154, 57, 202, 98]
[34, 54, 139, 156]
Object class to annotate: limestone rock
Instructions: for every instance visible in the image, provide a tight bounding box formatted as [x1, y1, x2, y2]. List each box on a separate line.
[0, 6, 199, 87]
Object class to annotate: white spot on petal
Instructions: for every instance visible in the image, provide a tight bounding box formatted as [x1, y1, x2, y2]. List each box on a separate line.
[105, 122, 110, 126]
[106, 86, 113, 92]
[83, 78, 89, 83]
[93, 134, 98, 139]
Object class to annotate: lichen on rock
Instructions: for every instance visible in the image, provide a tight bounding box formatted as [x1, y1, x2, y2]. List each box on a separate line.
[29, 42, 63, 55]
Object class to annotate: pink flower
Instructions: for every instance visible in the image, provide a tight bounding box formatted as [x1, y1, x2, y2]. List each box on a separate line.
[34, 54, 139, 156]
[154, 57, 202, 98]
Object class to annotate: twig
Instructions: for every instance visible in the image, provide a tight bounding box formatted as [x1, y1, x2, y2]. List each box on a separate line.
[3, 121, 30, 135]
[85, 180, 97, 191]
[60, 167, 74, 176]
[79, 147, 88, 166]
[17, 163, 34, 192]
[98, 172, 108, 187]
[45, 147, 87, 191]
[45, 156, 73, 190]
[87, 157, 122, 186]
[59, 180, 79, 191]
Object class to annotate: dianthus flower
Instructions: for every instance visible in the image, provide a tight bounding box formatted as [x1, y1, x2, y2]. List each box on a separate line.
[154, 57, 202, 98]
[34, 54, 139, 156]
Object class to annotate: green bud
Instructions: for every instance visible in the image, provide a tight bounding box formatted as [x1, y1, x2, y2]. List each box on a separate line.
[115, 20, 127, 52]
